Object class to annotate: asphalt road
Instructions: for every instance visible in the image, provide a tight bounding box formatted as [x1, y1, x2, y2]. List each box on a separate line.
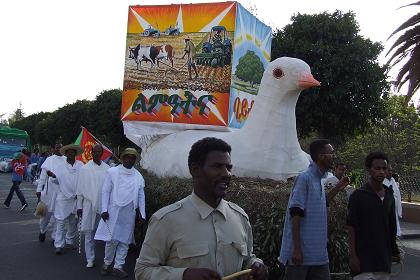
[1, 173, 419, 280]
[0, 173, 137, 280]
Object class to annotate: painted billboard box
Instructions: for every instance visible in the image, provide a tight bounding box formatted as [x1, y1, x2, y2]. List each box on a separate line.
[121, 1, 271, 135]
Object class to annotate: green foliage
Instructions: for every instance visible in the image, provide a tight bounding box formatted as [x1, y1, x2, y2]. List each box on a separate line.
[12, 112, 51, 145]
[235, 50, 264, 86]
[12, 89, 130, 149]
[272, 11, 389, 142]
[386, 1, 420, 103]
[8, 107, 25, 125]
[139, 169, 350, 277]
[337, 95, 420, 175]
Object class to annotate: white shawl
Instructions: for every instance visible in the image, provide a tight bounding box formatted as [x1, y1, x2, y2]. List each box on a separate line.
[76, 160, 109, 211]
[56, 160, 84, 199]
[109, 165, 142, 209]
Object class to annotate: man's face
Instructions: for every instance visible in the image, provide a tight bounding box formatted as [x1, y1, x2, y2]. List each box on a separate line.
[386, 165, 393, 179]
[194, 151, 232, 201]
[369, 159, 387, 183]
[122, 154, 136, 169]
[54, 144, 63, 156]
[65, 149, 76, 161]
[319, 144, 336, 170]
[92, 145, 103, 163]
[335, 165, 347, 179]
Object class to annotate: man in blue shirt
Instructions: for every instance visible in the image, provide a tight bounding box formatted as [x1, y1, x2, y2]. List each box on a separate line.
[279, 139, 350, 279]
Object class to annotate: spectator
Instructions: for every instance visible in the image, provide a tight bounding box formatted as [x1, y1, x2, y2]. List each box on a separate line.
[3, 152, 28, 211]
[347, 152, 400, 279]
[383, 165, 402, 237]
[135, 137, 268, 280]
[279, 139, 350, 280]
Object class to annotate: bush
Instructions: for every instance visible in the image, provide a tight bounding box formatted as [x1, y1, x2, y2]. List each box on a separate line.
[137, 169, 350, 278]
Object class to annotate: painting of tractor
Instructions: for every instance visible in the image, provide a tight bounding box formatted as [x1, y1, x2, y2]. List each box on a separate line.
[141, 25, 160, 37]
[196, 26, 232, 67]
[163, 25, 180, 36]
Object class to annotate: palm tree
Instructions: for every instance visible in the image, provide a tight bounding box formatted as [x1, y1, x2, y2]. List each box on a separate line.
[386, 1, 420, 104]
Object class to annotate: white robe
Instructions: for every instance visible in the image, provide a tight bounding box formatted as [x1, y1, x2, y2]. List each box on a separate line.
[383, 177, 402, 218]
[36, 155, 66, 212]
[95, 165, 145, 244]
[54, 160, 84, 220]
[76, 160, 110, 231]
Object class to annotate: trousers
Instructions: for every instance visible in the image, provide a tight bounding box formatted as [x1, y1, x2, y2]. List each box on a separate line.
[39, 211, 57, 240]
[4, 181, 27, 206]
[104, 240, 129, 269]
[54, 214, 78, 248]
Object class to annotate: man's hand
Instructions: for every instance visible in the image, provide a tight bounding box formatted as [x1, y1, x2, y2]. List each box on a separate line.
[292, 247, 303, 265]
[250, 262, 268, 280]
[135, 208, 144, 224]
[77, 209, 83, 218]
[101, 212, 109, 221]
[182, 268, 221, 280]
[46, 170, 56, 178]
[336, 176, 351, 191]
[349, 254, 360, 273]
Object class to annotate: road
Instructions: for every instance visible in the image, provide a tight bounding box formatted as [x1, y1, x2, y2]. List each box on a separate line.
[0, 173, 419, 279]
[0, 173, 137, 280]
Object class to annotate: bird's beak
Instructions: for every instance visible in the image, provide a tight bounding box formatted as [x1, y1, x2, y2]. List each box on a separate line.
[298, 72, 321, 89]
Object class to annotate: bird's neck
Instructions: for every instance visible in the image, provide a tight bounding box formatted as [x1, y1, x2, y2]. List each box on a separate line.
[239, 86, 302, 150]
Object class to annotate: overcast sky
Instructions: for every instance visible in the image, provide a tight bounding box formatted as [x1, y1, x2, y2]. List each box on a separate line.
[0, 0, 416, 119]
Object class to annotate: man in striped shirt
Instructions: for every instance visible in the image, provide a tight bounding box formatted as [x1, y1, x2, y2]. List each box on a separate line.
[279, 139, 350, 280]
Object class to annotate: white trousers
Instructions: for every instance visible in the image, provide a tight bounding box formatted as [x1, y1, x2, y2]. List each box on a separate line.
[104, 240, 129, 269]
[39, 212, 57, 240]
[84, 215, 100, 262]
[84, 230, 95, 262]
[54, 214, 78, 248]
[353, 272, 391, 280]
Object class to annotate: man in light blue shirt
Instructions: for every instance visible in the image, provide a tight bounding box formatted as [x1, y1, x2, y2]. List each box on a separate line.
[279, 139, 350, 279]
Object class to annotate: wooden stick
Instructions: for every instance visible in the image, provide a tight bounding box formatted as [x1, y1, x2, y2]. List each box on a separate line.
[222, 269, 252, 280]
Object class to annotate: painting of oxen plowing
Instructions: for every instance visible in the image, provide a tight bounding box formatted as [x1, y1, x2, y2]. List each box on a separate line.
[124, 31, 233, 93]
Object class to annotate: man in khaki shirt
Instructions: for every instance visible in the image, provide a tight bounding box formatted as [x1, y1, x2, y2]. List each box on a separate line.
[135, 137, 268, 280]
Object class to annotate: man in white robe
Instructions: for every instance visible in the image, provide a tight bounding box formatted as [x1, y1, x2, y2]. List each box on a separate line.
[95, 148, 146, 278]
[383, 165, 403, 237]
[36, 143, 65, 242]
[76, 144, 110, 268]
[53, 144, 84, 254]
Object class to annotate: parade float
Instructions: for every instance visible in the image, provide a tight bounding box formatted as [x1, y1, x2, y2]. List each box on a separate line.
[121, 1, 318, 180]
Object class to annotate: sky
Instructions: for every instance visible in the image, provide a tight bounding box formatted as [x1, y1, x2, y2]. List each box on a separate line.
[0, 0, 416, 119]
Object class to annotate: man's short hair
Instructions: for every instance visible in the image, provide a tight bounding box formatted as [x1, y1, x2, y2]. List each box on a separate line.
[188, 137, 231, 169]
[309, 139, 330, 162]
[364, 152, 389, 169]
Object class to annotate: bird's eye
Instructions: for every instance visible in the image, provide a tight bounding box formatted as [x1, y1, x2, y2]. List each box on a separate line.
[273, 68, 284, 79]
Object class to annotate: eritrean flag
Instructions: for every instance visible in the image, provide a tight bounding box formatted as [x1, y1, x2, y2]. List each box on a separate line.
[74, 127, 113, 164]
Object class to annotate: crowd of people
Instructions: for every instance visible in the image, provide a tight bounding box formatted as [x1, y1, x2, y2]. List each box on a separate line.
[2, 137, 404, 280]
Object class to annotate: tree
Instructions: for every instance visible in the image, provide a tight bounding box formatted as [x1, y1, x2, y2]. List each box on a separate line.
[87, 89, 130, 148]
[12, 112, 51, 145]
[338, 95, 420, 175]
[8, 106, 25, 125]
[386, 1, 420, 104]
[235, 50, 264, 87]
[272, 11, 389, 142]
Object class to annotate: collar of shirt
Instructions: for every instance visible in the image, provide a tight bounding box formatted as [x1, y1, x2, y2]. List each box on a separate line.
[308, 162, 328, 179]
[190, 192, 227, 220]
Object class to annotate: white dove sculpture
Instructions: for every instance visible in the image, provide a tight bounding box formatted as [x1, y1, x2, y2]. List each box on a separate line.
[131, 57, 320, 180]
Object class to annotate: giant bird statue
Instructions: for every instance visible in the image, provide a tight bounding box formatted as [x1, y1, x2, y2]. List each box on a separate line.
[127, 57, 320, 180]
